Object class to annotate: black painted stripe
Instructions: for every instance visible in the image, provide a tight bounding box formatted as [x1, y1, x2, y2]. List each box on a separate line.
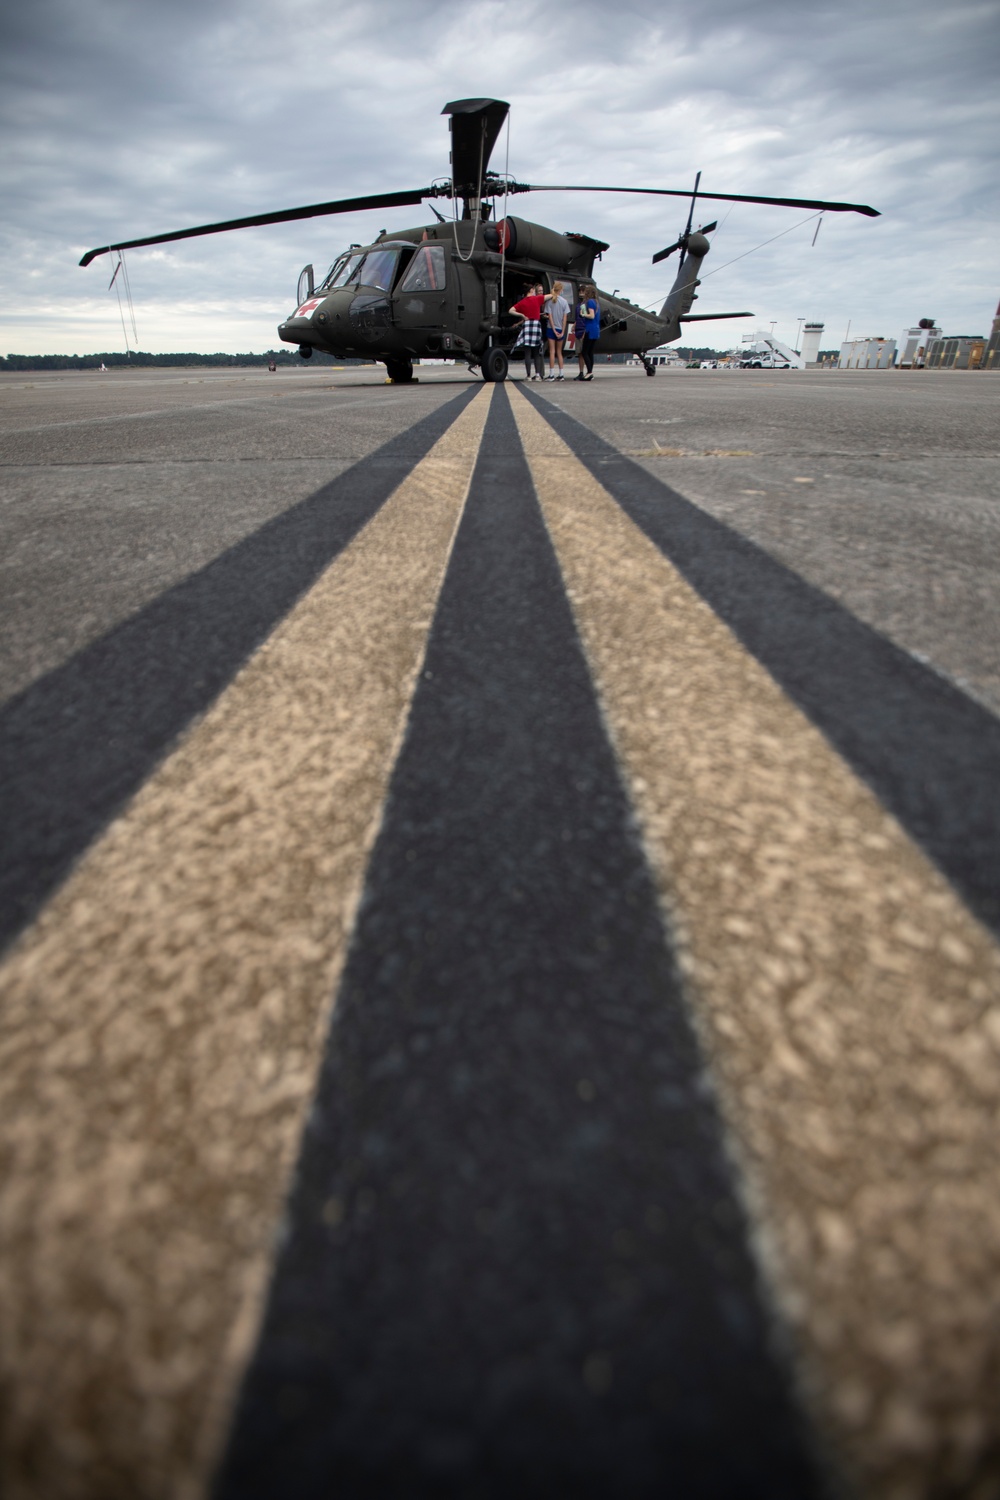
[0, 387, 480, 955]
[214, 387, 824, 1499]
[521, 387, 1000, 941]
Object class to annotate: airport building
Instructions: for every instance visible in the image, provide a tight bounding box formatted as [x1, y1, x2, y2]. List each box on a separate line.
[642, 345, 682, 367]
[627, 297, 999, 373]
[986, 299, 1000, 370]
[924, 335, 988, 370]
[839, 337, 896, 369]
[896, 320, 941, 367]
[834, 306, 997, 371]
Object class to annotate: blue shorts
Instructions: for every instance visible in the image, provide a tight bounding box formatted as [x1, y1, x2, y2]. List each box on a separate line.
[546, 328, 564, 341]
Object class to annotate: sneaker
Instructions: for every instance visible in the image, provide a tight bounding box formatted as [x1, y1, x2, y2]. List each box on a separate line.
[556, 373, 565, 381]
[544, 374, 555, 380]
[574, 374, 585, 381]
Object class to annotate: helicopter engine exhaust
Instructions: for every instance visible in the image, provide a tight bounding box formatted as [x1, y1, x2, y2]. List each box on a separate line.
[491, 216, 583, 272]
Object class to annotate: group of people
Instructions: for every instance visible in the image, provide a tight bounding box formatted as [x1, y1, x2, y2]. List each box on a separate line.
[507, 281, 601, 381]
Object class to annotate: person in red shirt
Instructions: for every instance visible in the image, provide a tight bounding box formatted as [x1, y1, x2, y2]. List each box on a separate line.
[508, 282, 546, 380]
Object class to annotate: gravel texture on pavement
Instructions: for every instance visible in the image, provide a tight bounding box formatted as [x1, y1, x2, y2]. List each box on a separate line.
[513, 385, 1000, 1500]
[1, 364, 998, 1500]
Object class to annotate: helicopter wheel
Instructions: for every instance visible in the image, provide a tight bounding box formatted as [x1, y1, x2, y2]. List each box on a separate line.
[643, 359, 656, 377]
[481, 347, 509, 384]
[384, 358, 415, 383]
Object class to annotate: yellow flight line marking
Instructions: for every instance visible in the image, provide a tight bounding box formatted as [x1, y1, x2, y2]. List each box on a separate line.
[0, 387, 493, 1500]
[509, 385, 1000, 1500]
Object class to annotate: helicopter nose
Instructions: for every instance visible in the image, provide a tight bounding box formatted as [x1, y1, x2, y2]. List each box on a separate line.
[320, 288, 355, 321]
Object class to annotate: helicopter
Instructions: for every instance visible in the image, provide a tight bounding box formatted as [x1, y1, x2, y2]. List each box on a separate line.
[80, 97, 879, 383]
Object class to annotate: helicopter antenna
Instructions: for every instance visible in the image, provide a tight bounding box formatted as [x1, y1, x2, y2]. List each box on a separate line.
[700, 209, 825, 281]
[110, 249, 139, 352]
[110, 258, 130, 350]
[639, 206, 829, 313]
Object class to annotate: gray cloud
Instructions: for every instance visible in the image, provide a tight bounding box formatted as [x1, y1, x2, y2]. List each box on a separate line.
[2, 0, 997, 353]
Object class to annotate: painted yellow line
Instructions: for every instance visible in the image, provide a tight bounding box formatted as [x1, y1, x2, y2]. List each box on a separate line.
[510, 386, 1000, 1499]
[0, 388, 492, 1500]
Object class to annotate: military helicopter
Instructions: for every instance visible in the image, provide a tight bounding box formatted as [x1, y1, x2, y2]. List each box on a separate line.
[80, 97, 878, 383]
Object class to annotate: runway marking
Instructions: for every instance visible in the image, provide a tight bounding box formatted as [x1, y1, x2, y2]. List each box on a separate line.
[215, 383, 822, 1499]
[0, 388, 491, 1500]
[519, 390, 1000, 941]
[510, 384, 1000, 1497]
[0, 385, 481, 954]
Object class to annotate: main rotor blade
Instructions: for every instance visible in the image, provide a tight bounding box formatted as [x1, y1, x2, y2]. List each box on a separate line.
[79, 188, 435, 267]
[442, 99, 509, 197]
[523, 185, 880, 217]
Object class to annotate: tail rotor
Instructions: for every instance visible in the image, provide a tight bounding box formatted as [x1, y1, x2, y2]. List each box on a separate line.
[652, 173, 718, 266]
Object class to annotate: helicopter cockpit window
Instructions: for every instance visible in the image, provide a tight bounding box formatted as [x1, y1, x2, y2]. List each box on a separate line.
[399, 244, 447, 293]
[348, 248, 399, 292]
[318, 253, 363, 292]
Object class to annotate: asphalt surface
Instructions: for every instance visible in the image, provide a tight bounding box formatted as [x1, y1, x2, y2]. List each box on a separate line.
[1, 363, 999, 1500]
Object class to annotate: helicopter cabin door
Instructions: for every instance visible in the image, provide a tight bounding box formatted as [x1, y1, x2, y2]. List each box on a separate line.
[395, 243, 449, 351]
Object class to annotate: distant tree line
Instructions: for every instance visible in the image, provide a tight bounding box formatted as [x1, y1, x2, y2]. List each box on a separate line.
[3, 345, 732, 372]
[0, 350, 374, 371]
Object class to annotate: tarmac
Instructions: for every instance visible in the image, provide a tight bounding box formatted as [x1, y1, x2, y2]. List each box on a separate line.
[1, 363, 999, 1499]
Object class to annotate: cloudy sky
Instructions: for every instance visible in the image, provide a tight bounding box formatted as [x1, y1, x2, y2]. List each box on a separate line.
[2, 0, 998, 356]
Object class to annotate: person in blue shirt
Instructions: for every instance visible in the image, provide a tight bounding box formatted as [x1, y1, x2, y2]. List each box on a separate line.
[574, 285, 601, 380]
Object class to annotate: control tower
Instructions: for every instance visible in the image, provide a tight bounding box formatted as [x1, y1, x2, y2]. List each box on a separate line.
[800, 322, 824, 364]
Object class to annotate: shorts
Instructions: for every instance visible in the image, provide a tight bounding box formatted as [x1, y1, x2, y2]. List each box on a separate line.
[546, 327, 564, 341]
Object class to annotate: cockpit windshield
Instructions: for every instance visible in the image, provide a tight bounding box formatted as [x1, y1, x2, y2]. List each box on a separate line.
[346, 247, 399, 293]
[317, 253, 363, 292]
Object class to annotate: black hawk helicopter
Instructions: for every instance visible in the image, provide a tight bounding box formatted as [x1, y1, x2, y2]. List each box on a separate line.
[80, 97, 878, 383]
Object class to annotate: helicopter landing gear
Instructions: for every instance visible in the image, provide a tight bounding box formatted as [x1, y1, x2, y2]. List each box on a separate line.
[481, 347, 509, 383]
[298, 345, 313, 359]
[384, 358, 416, 383]
[642, 358, 656, 377]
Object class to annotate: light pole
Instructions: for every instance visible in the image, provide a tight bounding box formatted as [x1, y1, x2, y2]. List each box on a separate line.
[795, 317, 804, 352]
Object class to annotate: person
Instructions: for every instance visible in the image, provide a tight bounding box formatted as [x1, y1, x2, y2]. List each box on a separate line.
[543, 281, 570, 380]
[574, 284, 601, 380]
[508, 282, 546, 380]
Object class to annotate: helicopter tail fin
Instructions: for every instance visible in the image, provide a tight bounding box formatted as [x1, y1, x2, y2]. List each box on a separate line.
[659, 231, 712, 324]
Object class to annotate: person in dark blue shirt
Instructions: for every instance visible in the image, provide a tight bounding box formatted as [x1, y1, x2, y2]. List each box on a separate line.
[574, 284, 601, 380]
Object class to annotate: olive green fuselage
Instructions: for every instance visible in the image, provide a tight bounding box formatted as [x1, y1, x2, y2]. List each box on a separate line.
[277, 218, 678, 371]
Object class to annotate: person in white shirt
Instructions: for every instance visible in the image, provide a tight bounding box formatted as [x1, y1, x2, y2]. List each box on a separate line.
[543, 281, 570, 380]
